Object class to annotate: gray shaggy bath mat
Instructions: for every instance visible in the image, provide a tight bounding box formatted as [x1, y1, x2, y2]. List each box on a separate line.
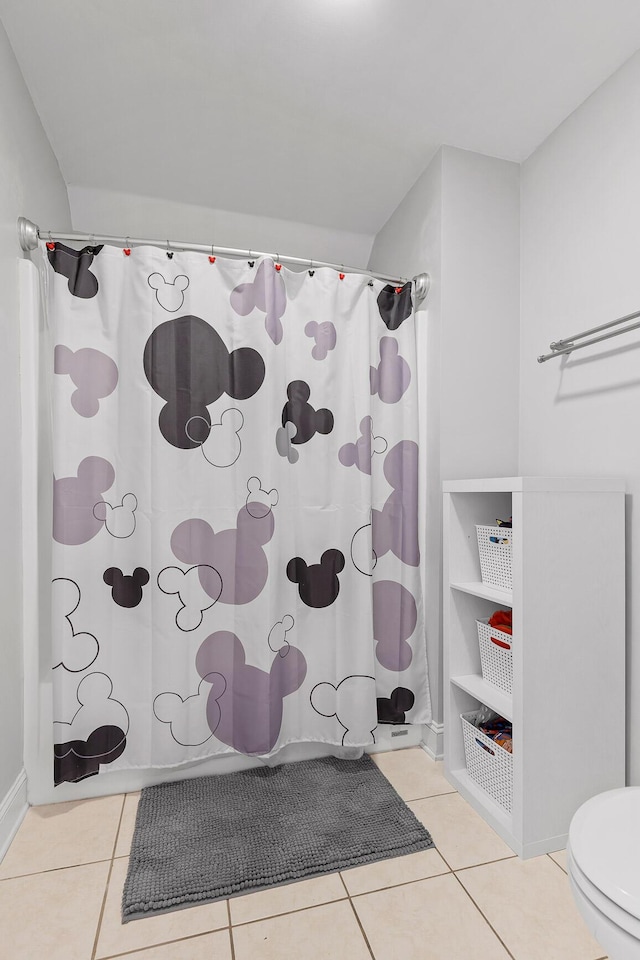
[122, 754, 434, 921]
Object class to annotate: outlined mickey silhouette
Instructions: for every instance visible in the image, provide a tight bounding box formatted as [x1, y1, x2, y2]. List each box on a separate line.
[281, 380, 333, 445]
[143, 315, 265, 449]
[287, 548, 345, 608]
[103, 567, 150, 607]
[53, 456, 115, 546]
[310, 675, 377, 745]
[186, 408, 244, 467]
[148, 272, 190, 312]
[246, 477, 279, 518]
[93, 493, 138, 538]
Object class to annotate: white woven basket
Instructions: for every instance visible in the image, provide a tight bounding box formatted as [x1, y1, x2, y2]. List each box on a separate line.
[476, 525, 513, 591]
[460, 710, 513, 813]
[476, 618, 513, 694]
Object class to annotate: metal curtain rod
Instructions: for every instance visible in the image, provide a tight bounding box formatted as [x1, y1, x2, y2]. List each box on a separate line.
[17, 217, 431, 306]
[538, 307, 640, 362]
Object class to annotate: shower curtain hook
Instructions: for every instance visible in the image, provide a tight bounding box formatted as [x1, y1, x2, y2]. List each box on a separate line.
[248, 250, 255, 268]
[209, 243, 216, 264]
[309, 258, 315, 277]
[123, 236, 131, 256]
[46, 230, 55, 251]
[166, 239, 173, 259]
[275, 253, 282, 272]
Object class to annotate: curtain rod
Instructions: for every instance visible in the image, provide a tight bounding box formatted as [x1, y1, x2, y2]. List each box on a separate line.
[17, 217, 431, 306]
[537, 306, 640, 362]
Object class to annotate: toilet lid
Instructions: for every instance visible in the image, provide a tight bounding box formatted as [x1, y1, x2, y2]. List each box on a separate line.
[569, 787, 640, 921]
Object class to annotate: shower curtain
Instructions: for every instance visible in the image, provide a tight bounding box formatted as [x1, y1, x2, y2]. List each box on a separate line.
[42, 240, 431, 785]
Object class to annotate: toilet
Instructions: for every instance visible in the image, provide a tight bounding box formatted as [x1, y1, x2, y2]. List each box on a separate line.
[567, 787, 640, 960]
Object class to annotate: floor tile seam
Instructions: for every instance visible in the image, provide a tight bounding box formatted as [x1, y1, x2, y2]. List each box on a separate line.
[91, 854, 117, 960]
[230, 891, 347, 927]
[95, 929, 228, 960]
[451, 870, 517, 960]
[0, 855, 114, 882]
[402, 789, 458, 803]
[452, 853, 518, 873]
[546, 852, 568, 874]
[227, 900, 236, 960]
[344, 862, 453, 899]
[339, 871, 376, 960]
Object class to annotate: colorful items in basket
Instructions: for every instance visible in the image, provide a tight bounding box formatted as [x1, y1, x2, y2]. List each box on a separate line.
[489, 534, 510, 544]
[488, 609, 512, 636]
[475, 713, 513, 754]
[495, 516, 512, 528]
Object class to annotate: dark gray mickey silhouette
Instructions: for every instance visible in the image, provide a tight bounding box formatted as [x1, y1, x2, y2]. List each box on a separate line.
[281, 380, 333, 445]
[377, 283, 413, 330]
[143, 316, 265, 449]
[47, 242, 103, 299]
[103, 567, 150, 607]
[287, 548, 345, 608]
[377, 687, 415, 724]
[54, 725, 127, 785]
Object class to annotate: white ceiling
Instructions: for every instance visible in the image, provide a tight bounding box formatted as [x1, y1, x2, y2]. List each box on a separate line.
[3, 0, 640, 235]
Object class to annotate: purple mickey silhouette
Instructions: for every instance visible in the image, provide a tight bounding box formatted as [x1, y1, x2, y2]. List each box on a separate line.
[230, 259, 287, 345]
[171, 504, 275, 605]
[195, 631, 307, 754]
[370, 336, 411, 404]
[371, 440, 420, 567]
[53, 456, 115, 545]
[54, 345, 118, 418]
[373, 580, 417, 671]
[304, 321, 336, 360]
[338, 416, 387, 475]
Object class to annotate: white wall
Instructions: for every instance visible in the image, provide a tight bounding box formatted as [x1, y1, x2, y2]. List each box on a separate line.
[520, 49, 640, 784]
[0, 19, 71, 811]
[369, 146, 521, 727]
[67, 185, 374, 269]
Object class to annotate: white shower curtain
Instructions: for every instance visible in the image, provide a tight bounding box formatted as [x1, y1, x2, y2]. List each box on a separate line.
[42, 240, 431, 785]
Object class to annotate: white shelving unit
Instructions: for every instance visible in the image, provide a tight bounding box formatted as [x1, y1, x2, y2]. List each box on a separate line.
[443, 477, 626, 858]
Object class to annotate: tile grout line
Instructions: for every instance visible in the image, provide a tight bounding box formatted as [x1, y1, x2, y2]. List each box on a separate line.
[0, 855, 115, 882]
[227, 899, 236, 960]
[91, 793, 127, 960]
[99, 930, 227, 960]
[338, 871, 377, 960]
[546, 852, 568, 874]
[451, 871, 517, 960]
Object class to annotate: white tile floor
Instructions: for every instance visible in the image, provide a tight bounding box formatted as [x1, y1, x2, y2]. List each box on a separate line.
[0, 748, 607, 960]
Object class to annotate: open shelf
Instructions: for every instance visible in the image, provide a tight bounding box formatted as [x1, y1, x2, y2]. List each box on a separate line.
[450, 581, 512, 605]
[444, 478, 626, 859]
[450, 674, 512, 721]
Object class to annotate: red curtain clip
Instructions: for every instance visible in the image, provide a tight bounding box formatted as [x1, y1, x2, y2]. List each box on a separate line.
[339, 273, 345, 280]
[209, 256, 216, 263]
[275, 263, 282, 272]
[46, 241, 55, 250]
[395, 286, 403, 294]
[123, 248, 131, 256]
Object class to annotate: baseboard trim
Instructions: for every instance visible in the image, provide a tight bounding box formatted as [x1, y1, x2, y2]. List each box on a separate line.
[0, 770, 28, 863]
[421, 720, 444, 760]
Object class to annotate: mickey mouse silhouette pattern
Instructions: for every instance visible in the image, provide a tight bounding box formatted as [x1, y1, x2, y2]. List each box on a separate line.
[153, 673, 225, 746]
[148, 272, 190, 312]
[53, 672, 129, 785]
[230, 259, 287, 345]
[195, 631, 307, 755]
[171, 504, 275, 605]
[186, 408, 244, 467]
[143, 316, 265, 449]
[287, 549, 345, 608]
[370, 337, 411, 404]
[371, 440, 420, 567]
[54, 345, 118, 418]
[304, 321, 336, 360]
[310, 675, 377, 745]
[245, 477, 279, 518]
[93, 493, 138, 538]
[47, 242, 103, 299]
[338, 416, 387, 475]
[377, 686, 415, 724]
[103, 567, 150, 608]
[280, 380, 334, 445]
[157, 564, 223, 631]
[53, 456, 115, 545]
[377, 283, 413, 331]
[52, 578, 99, 673]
